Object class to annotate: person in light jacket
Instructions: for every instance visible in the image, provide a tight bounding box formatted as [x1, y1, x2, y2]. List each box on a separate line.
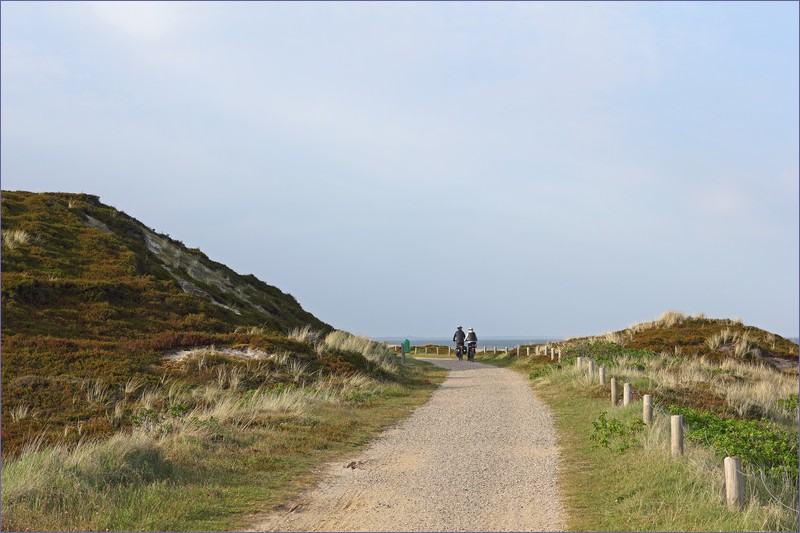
[465, 327, 478, 361]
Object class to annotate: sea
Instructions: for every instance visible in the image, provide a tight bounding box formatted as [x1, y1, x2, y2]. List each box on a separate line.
[376, 336, 561, 349]
[377, 336, 799, 348]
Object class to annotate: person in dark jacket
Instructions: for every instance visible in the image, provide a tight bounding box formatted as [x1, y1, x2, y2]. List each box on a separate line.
[465, 327, 478, 362]
[453, 326, 466, 360]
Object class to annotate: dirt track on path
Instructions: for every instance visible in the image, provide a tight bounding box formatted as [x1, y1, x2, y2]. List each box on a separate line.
[248, 358, 565, 532]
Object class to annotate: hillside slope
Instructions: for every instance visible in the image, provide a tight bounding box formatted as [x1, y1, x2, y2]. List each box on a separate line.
[1, 190, 333, 453]
[2, 191, 330, 339]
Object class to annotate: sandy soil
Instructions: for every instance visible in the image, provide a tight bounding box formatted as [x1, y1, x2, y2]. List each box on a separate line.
[247, 358, 565, 532]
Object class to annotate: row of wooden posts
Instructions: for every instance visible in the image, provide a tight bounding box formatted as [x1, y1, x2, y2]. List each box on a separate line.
[408, 344, 563, 358]
[573, 355, 745, 510]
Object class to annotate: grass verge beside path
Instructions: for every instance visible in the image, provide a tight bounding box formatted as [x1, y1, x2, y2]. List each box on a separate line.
[479, 353, 797, 532]
[1, 358, 447, 532]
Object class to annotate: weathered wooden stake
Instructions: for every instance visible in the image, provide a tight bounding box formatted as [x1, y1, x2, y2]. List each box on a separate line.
[643, 394, 653, 425]
[527, 347, 530, 356]
[599, 367, 606, 385]
[588, 359, 595, 383]
[517, 346, 520, 356]
[724, 456, 744, 509]
[671, 415, 684, 457]
[493, 346, 496, 354]
[576, 356, 582, 368]
[610, 378, 618, 407]
[623, 383, 632, 406]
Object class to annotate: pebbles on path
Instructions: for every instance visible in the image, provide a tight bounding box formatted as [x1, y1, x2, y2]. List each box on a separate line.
[249, 358, 565, 532]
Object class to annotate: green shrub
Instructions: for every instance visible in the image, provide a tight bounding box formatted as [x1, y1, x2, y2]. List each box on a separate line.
[569, 342, 657, 369]
[776, 393, 799, 412]
[589, 411, 645, 454]
[668, 406, 798, 482]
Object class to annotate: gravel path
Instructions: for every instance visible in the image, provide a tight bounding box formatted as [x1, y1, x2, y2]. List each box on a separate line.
[249, 358, 565, 532]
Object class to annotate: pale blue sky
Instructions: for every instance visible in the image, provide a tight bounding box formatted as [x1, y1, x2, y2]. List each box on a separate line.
[2, 1, 798, 338]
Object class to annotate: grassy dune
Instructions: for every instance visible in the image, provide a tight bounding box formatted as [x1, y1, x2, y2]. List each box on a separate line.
[1, 329, 447, 531]
[483, 311, 799, 531]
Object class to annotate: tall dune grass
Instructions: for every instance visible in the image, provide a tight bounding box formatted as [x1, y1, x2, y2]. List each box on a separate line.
[2, 228, 32, 251]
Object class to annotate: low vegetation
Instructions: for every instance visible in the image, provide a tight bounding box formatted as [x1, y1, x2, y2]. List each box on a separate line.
[483, 311, 799, 531]
[2, 327, 447, 531]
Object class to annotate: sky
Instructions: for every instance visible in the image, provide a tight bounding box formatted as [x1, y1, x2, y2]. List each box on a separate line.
[1, 1, 798, 339]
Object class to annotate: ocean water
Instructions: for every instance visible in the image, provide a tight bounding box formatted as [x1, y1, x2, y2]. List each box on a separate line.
[377, 337, 800, 348]
[379, 337, 800, 348]
[376, 337, 560, 348]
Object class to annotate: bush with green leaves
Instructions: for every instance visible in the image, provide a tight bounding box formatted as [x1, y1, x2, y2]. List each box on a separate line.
[589, 411, 646, 454]
[568, 342, 657, 370]
[668, 406, 798, 482]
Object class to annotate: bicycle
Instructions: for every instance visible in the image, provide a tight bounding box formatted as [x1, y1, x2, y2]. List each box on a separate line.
[467, 341, 476, 362]
[455, 343, 465, 361]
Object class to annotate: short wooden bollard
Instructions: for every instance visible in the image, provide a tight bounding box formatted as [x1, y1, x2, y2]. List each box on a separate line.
[611, 378, 618, 406]
[588, 359, 595, 382]
[643, 394, 653, 424]
[550, 350, 555, 361]
[493, 346, 496, 354]
[671, 415, 684, 457]
[576, 356, 583, 368]
[517, 346, 520, 356]
[558, 348, 562, 360]
[599, 367, 606, 385]
[527, 347, 530, 356]
[724, 456, 744, 509]
[623, 383, 632, 406]
[414, 347, 417, 354]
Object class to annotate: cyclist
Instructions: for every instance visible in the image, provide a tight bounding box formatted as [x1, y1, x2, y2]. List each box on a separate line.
[465, 327, 478, 362]
[453, 326, 466, 360]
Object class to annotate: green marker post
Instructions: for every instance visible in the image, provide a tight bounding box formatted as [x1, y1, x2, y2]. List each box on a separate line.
[402, 339, 411, 365]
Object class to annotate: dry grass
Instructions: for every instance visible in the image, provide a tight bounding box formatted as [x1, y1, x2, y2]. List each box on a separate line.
[2, 229, 31, 251]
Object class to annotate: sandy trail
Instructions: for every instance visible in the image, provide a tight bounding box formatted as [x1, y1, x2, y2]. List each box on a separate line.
[248, 358, 565, 532]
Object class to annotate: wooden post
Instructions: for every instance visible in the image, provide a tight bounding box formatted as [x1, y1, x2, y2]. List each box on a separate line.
[576, 356, 582, 368]
[527, 347, 530, 356]
[493, 346, 496, 354]
[436, 346, 439, 355]
[588, 359, 595, 383]
[724, 456, 744, 509]
[557, 350, 562, 363]
[671, 415, 684, 457]
[623, 383, 632, 406]
[414, 347, 417, 355]
[517, 346, 520, 356]
[599, 367, 606, 385]
[611, 378, 618, 407]
[550, 350, 555, 361]
[643, 395, 653, 425]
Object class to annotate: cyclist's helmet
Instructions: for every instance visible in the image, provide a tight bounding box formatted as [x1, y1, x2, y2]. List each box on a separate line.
[457, 326, 462, 329]
[468, 327, 474, 332]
